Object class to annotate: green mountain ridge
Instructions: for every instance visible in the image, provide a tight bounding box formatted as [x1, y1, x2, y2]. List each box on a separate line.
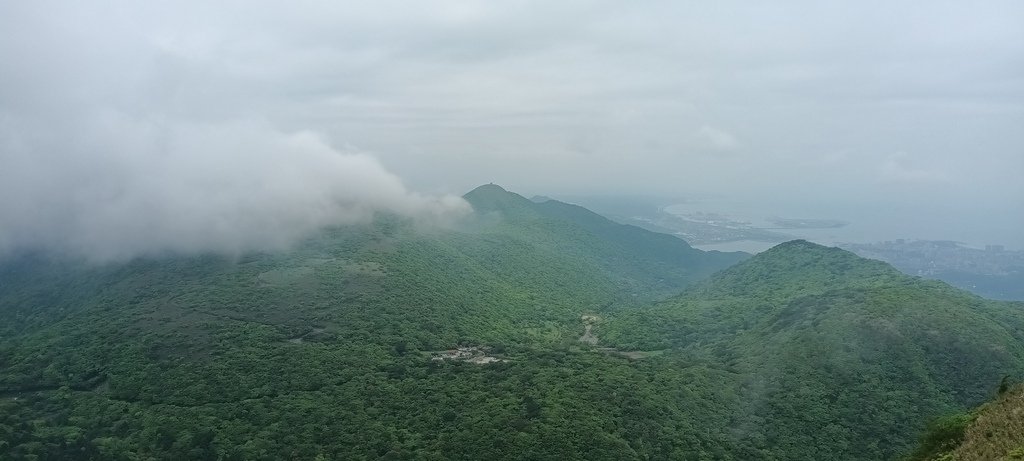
[0, 185, 1022, 460]
[462, 184, 747, 298]
[602, 240, 1024, 459]
[684, 239, 901, 299]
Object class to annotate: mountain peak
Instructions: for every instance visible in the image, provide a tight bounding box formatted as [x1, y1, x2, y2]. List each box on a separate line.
[764, 239, 840, 255]
[773, 239, 821, 249]
[755, 239, 890, 272]
[689, 239, 900, 300]
[466, 183, 508, 195]
[757, 239, 860, 260]
[462, 183, 534, 214]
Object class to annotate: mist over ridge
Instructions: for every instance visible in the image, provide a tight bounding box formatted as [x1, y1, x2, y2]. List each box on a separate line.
[0, 115, 470, 261]
[1, 0, 1021, 256]
[2, 2, 1024, 459]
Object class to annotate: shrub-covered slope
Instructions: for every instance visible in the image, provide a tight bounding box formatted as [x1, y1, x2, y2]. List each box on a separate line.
[1, 190, 1021, 460]
[907, 382, 1024, 461]
[602, 240, 1024, 459]
[463, 184, 746, 298]
[0, 185, 744, 460]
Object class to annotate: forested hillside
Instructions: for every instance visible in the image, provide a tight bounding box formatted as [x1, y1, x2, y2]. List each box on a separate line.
[601, 241, 1024, 459]
[463, 184, 746, 298]
[0, 187, 1021, 460]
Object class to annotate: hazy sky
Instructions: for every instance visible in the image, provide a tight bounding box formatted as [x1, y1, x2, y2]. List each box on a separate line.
[1, 0, 1022, 258]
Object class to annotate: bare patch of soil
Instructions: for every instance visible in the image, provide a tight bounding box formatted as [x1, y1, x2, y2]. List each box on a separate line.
[428, 346, 505, 365]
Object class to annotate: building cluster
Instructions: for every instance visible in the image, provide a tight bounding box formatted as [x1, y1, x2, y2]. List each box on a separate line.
[430, 346, 505, 364]
[842, 239, 1024, 277]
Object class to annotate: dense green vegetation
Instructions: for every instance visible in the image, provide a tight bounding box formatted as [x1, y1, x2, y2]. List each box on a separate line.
[1, 185, 1022, 460]
[599, 241, 1024, 459]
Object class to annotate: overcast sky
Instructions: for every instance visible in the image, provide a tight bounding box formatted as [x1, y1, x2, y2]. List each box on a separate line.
[1, 0, 1022, 258]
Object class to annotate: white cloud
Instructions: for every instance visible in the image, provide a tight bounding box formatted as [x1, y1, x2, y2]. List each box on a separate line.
[0, 112, 469, 261]
[697, 125, 741, 151]
[0, 0, 1021, 250]
[878, 152, 951, 184]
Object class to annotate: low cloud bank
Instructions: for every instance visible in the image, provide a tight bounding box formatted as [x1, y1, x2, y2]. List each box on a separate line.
[0, 114, 470, 261]
[0, 2, 472, 262]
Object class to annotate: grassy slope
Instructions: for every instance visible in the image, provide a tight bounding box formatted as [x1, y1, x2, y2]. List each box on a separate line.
[947, 384, 1024, 460]
[907, 383, 1024, 461]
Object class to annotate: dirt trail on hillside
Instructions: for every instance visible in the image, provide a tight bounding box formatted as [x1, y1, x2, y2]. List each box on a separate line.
[578, 314, 663, 360]
[579, 315, 600, 345]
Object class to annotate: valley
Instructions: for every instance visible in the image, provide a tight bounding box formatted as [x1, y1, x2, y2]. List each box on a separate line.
[4, 1, 1019, 458]
[0, 185, 1021, 460]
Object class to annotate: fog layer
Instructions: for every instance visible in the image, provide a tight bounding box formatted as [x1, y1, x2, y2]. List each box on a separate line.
[2, 1, 1022, 255]
[0, 3, 469, 261]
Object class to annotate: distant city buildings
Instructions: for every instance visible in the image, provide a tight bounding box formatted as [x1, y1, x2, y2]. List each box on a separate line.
[840, 239, 1024, 301]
